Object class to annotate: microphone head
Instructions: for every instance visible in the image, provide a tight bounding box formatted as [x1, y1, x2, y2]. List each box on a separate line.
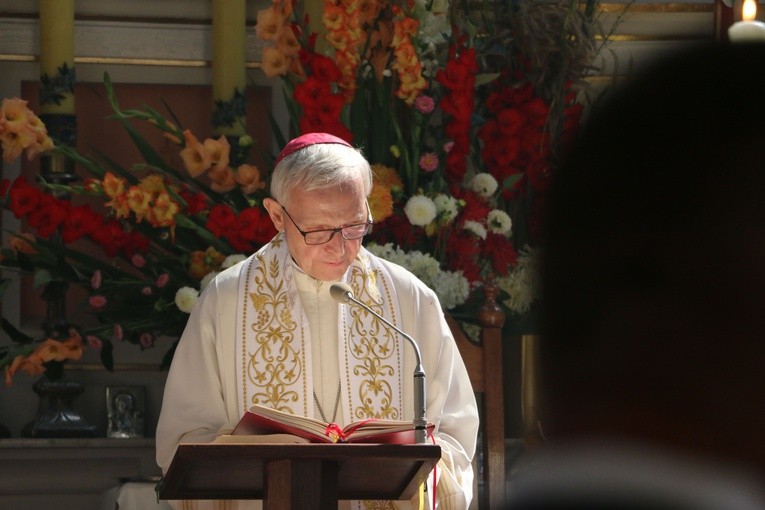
[329, 282, 353, 304]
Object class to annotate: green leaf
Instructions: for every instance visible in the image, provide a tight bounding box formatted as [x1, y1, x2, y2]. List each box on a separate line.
[1, 318, 33, 344]
[100, 339, 114, 372]
[474, 73, 501, 87]
[160, 340, 179, 371]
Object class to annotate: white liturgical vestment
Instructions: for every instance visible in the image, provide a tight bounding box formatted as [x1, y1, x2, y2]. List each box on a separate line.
[156, 235, 479, 509]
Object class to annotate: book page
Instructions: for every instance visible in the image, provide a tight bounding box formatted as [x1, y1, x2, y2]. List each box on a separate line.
[213, 433, 310, 444]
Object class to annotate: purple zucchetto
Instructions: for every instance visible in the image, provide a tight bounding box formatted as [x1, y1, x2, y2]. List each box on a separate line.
[274, 132, 352, 166]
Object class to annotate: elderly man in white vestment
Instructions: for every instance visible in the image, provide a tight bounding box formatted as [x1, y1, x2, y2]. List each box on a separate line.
[156, 132, 479, 510]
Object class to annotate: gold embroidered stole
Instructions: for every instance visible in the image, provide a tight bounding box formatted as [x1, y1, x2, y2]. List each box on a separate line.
[235, 234, 405, 425]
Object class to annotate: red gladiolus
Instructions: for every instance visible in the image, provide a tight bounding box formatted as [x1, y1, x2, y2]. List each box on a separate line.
[91, 219, 127, 258]
[236, 207, 278, 245]
[61, 204, 101, 243]
[180, 191, 208, 215]
[293, 76, 332, 109]
[122, 230, 150, 257]
[309, 54, 342, 83]
[206, 204, 236, 237]
[8, 176, 42, 218]
[27, 195, 67, 238]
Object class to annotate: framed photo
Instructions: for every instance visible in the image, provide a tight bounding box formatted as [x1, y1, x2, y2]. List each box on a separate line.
[106, 386, 145, 438]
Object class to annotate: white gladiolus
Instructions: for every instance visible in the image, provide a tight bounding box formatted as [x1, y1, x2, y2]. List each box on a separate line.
[404, 195, 438, 226]
[175, 286, 200, 313]
[487, 209, 513, 236]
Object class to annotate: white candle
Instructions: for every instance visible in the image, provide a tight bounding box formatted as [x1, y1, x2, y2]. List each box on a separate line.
[729, 0, 765, 42]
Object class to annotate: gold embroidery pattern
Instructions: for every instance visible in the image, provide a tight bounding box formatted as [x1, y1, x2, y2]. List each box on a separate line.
[246, 251, 302, 412]
[361, 500, 397, 510]
[348, 266, 400, 421]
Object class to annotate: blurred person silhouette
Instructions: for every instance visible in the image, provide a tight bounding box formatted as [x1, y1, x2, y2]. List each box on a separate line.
[507, 43, 765, 509]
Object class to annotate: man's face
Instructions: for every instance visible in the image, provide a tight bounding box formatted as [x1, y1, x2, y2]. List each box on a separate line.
[266, 176, 368, 282]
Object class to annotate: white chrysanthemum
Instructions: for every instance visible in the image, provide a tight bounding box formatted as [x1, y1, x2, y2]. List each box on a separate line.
[464, 220, 487, 240]
[470, 173, 498, 198]
[200, 271, 219, 291]
[431, 270, 471, 310]
[487, 209, 513, 236]
[365, 243, 470, 309]
[497, 246, 540, 315]
[175, 286, 200, 313]
[414, 0, 451, 45]
[433, 193, 460, 222]
[221, 254, 246, 269]
[404, 195, 438, 226]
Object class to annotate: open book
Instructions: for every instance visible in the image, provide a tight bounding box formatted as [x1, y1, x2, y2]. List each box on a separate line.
[231, 403, 433, 444]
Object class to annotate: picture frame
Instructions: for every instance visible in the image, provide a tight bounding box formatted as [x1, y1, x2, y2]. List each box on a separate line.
[106, 385, 145, 438]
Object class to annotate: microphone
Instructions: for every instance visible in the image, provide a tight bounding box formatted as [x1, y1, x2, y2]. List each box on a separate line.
[330, 282, 428, 444]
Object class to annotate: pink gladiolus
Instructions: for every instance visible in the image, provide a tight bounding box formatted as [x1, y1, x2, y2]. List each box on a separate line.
[156, 273, 170, 288]
[113, 323, 123, 341]
[139, 332, 155, 348]
[443, 141, 454, 154]
[88, 295, 107, 308]
[131, 254, 146, 268]
[91, 270, 102, 290]
[141, 287, 152, 296]
[86, 335, 103, 349]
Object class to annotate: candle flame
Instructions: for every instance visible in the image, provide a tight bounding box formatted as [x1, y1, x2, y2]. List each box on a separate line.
[743, 0, 758, 22]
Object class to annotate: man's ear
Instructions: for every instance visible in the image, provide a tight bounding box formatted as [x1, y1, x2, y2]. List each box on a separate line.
[263, 197, 285, 232]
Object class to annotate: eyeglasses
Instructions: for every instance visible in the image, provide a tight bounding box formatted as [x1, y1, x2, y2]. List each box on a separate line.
[280, 202, 373, 245]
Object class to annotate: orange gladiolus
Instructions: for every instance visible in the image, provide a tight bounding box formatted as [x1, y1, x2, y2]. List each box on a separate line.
[261, 47, 291, 78]
[235, 164, 267, 195]
[203, 136, 231, 173]
[149, 191, 180, 227]
[209, 165, 237, 193]
[179, 130, 212, 177]
[102, 172, 127, 199]
[126, 186, 153, 222]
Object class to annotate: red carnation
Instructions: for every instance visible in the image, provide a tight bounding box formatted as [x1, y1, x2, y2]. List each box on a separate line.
[482, 233, 518, 276]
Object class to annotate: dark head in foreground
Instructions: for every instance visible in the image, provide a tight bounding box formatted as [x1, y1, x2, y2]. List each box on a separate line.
[539, 42, 765, 484]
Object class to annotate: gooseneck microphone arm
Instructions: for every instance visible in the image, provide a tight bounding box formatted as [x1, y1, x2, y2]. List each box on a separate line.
[330, 282, 428, 444]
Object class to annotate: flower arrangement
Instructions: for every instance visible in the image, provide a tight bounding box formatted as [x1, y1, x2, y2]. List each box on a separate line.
[256, 0, 608, 322]
[0, 0, 612, 383]
[1, 80, 275, 383]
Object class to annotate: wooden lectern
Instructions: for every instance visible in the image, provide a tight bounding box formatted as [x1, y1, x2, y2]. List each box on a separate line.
[158, 443, 441, 510]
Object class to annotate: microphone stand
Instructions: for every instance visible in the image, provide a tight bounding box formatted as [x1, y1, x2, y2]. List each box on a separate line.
[330, 284, 428, 444]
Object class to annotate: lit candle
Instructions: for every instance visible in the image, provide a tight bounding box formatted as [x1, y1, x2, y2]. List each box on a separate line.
[212, 0, 246, 137]
[729, 0, 765, 42]
[39, 0, 75, 114]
